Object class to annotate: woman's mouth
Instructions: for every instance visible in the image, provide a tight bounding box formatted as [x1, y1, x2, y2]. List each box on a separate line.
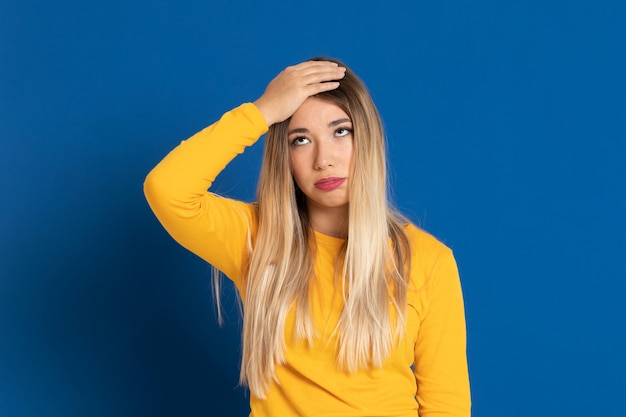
[314, 177, 346, 191]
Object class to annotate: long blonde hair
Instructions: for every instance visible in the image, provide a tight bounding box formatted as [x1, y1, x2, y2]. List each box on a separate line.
[240, 58, 411, 398]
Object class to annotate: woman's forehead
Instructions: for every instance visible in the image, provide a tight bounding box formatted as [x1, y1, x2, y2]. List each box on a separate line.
[288, 97, 351, 130]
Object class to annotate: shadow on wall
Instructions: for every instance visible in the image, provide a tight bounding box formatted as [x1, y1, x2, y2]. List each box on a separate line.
[1, 169, 250, 417]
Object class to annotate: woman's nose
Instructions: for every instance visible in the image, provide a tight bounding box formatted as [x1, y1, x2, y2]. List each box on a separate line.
[314, 143, 334, 170]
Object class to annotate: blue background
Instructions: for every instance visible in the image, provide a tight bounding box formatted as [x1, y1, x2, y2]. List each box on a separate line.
[1, 1, 625, 416]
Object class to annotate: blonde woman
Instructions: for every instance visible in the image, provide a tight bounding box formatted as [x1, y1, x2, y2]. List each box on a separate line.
[144, 59, 471, 416]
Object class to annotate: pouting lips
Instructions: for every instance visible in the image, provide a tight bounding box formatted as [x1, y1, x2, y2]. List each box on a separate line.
[314, 177, 346, 191]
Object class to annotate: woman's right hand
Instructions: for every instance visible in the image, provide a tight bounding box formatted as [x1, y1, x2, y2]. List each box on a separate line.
[253, 60, 346, 126]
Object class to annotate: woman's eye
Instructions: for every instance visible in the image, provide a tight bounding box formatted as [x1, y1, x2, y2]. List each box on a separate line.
[335, 127, 352, 137]
[291, 136, 310, 146]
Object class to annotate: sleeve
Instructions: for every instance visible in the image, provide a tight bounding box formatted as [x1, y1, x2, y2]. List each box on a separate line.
[413, 247, 471, 417]
[143, 103, 268, 288]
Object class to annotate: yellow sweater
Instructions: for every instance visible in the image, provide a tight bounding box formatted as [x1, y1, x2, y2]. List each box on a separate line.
[144, 103, 471, 417]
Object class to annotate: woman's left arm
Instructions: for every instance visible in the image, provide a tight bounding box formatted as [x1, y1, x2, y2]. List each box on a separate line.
[413, 247, 471, 417]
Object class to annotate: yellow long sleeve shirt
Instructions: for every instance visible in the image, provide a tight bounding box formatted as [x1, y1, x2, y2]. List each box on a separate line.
[144, 103, 471, 417]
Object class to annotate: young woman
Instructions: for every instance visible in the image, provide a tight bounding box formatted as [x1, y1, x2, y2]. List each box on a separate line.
[144, 59, 471, 416]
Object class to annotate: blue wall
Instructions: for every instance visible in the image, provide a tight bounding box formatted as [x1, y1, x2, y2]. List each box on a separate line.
[1, 1, 624, 416]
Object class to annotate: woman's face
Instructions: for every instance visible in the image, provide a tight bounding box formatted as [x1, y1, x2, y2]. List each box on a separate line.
[287, 97, 354, 218]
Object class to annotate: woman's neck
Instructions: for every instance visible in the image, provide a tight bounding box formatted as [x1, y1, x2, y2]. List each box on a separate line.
[307, 204, 349, 239]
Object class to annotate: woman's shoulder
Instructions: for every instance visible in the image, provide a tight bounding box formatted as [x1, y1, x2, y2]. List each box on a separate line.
[403, 222, 453, 258]
[402, 222, 457, 287]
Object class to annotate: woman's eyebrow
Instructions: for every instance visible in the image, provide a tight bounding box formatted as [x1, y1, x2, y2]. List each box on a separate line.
[288, 127, 308, 135]
[329, 118, 351, 127]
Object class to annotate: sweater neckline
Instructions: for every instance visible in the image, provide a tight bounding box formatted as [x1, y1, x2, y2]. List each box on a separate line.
[313, 230, 346, 249]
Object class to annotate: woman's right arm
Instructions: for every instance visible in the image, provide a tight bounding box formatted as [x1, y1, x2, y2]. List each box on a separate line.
[143, 103, 268, 283]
